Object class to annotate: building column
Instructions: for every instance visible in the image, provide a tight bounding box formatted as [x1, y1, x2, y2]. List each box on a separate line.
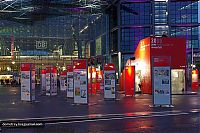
[117, 1, 121, 81]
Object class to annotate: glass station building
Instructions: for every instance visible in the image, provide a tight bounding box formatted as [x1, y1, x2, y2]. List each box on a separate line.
[0, 0, 199, 81]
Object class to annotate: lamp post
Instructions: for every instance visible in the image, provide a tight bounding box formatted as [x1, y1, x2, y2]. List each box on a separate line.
[192, 44, 194, 69]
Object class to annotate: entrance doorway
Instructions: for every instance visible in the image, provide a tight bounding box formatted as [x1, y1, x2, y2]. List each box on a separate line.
[171, 69, 185, 94]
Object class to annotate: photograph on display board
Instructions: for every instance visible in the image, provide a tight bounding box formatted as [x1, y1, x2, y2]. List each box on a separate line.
[162, 79, 169, 84]
[80, 80, 86, 85]
[74, 73, 80, 80]
[111, 87, 115, 94]
[155, 89, 164, 94]
[68, 89, 73, 92]
[111, 80, 115, 86]
[105, 87, 111, 90]
[155, 69, 169, 76]
[105, 73, 115, 79]
[81, 90, 87, 98]
[67, 75, 73, 78]
[75, 87, 80, 96]
[21, 88, 30, 94]
[80, 71, 86, 76]
[21, 73, 30, 79]
[46, 90, 50, 94]
[105, 80, 111, 85]
[68, 83, 73, 88]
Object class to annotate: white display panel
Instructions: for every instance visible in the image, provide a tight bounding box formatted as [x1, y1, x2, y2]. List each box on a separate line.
[41, 74, 46, 93]
[46, 72, 51, 96]
[104, 70, 116, 99]
[153, 66, 171, 105]
[60, 75, 67, 91]
[73, 69, 88, 104]
[21, 71, 31, 101]
[67, 72, 74, 98]
[31, 70, 36, 101]
[51, 72, 57, 96]
[21, 64, 35, 101]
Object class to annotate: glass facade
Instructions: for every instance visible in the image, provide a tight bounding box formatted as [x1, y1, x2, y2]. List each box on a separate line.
[0, 0, 199, 74]
[121, 2, 151, 53]
[110, 0, 200, 69]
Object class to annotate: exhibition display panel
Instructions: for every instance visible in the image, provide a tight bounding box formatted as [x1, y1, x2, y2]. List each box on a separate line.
[41, 69, 46, 94]
[46, 66, 57, 96]
[152, 56, 172, 106]
[104, 63, 116, 99]
[60, 71, 67, 91]
[67, 65, 74, 98]
[21, 63, 35, 101]
[73, 59, 88, 104]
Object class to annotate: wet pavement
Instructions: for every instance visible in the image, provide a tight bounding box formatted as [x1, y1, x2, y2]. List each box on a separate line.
[2, 113, 200, 133]
[0, 85, 200, 132]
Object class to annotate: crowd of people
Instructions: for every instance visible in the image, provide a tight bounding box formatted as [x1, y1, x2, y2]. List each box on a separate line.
[0, 78, 20, 87]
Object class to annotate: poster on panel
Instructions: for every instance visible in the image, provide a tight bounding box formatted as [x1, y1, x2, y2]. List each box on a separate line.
[74, 69, 88, 104]
[104, 70, 116, 99]
[31, 66, 36, 101]
[153, 66, 171, 105]
[51, 67, 57, 96]
[73, 60, 88, 104]
[41, 70, 46, 94]
[67, 72, 74, 98]
[21, 70, 31, 101]
[46, 71, 51, 96]
[60, 75, 67, 91]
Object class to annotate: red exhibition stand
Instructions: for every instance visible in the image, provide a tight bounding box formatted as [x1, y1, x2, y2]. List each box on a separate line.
[88, 66, 97, 95]
[120, 37, 187, 94]
[124, 66, 135, 96]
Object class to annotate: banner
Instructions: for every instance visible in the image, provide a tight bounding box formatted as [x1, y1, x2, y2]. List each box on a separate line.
[67, 65, 74, 98]
[104, 64, 116, 99]
[21, 63, 35, 101]
[73, 60, 88, 104]
[60, 71, 67, 91]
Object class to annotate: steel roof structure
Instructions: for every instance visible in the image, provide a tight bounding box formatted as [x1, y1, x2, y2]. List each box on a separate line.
[0, 0, 113, 24]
